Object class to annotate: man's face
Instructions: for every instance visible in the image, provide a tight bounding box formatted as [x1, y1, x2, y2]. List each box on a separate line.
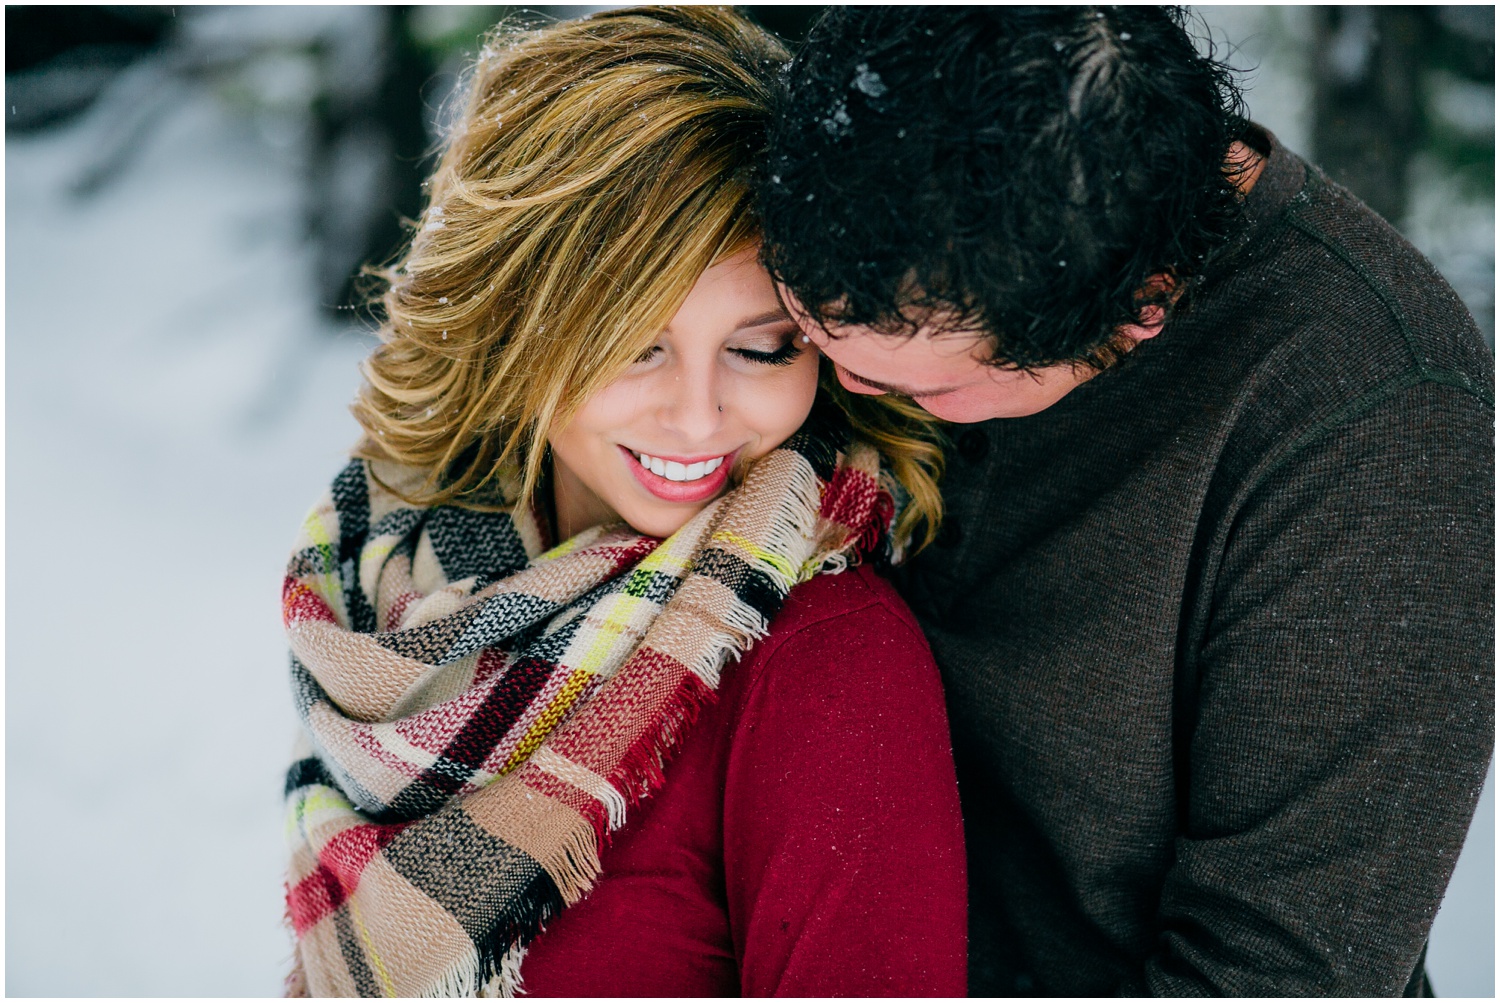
[788, 294, 1166, 423]
[790, 313, 1095, 423]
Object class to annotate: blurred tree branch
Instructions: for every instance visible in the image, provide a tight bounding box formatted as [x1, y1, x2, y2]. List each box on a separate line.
[1312, 6, 1494, 224]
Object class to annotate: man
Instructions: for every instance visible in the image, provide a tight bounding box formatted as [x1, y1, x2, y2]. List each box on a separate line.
[757, 7, 1493, 997]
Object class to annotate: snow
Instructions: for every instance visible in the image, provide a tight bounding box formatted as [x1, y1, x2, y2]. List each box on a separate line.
[7, 79, 373, 995]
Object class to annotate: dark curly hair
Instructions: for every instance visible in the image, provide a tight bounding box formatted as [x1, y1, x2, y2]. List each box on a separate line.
[758, 6, 1250, 370]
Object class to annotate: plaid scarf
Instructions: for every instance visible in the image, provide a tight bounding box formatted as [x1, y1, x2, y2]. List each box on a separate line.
[282, 412, 892, 997]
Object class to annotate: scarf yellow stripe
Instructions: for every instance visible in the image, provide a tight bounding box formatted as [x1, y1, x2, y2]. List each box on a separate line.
[347, 897, 397, 998]
[712, 530, 798, 582]
[499, 666, 595, 774]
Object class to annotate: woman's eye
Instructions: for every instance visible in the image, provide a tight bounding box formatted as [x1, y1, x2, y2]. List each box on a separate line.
[730, 341, 803, 367]
[634, 345, 662, 364]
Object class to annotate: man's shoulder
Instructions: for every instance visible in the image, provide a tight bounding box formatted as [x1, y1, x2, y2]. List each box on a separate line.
[1271, 163, 1492, 400]
[1193, 137, 1491, 397]
[1153, 149, 1492, 467]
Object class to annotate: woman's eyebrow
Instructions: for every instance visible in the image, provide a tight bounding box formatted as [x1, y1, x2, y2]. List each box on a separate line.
[735, 310, 794, 330]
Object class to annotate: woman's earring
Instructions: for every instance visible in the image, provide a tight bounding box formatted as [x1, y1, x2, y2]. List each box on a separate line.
[801, 334, 811, 343]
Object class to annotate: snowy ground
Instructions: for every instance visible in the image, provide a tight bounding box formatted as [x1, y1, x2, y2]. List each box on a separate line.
[5, 10, 1493, 997]
[6, 76, 374, 996]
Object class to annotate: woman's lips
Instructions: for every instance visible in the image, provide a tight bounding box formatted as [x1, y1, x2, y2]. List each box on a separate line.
[620, 446, 736, 503]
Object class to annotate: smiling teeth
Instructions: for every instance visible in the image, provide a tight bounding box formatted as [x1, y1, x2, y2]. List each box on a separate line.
[634, 452, 725, 482]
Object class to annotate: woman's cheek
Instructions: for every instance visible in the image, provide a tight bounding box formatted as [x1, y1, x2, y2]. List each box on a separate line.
[583, 376, 651, 431]
[747, 357, 820, 453]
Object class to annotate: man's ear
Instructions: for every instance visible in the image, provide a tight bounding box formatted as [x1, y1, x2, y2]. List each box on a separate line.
[1119, 272, 1178, 343]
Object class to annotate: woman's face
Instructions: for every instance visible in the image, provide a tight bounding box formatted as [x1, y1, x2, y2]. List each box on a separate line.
[549, 246, 819, 539]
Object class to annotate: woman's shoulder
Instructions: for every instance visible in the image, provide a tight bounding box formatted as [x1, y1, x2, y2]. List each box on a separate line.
[715, 562, 968, 998]
[764, 562, 925, 648]
[725, 562, 937, 707]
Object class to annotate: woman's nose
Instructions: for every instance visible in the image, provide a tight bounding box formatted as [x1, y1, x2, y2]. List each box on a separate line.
[656, 366, 725, 444]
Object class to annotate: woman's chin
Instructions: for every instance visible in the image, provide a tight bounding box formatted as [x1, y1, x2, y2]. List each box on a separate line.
[620, 502, 708, 540]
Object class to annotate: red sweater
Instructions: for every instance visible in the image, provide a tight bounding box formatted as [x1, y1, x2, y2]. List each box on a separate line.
[518, 563, 968, 997]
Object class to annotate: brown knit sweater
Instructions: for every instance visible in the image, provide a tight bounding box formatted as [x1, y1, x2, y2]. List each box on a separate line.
[895, 130, 1494, 997]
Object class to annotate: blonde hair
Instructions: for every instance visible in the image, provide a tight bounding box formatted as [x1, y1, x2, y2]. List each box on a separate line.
[353, 6, 946, 551]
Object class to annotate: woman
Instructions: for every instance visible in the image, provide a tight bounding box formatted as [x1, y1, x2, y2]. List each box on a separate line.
[281, 8, 966, 997]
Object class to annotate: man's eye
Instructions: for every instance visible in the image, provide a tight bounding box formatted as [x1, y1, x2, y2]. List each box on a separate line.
[731, 342, 803, 367]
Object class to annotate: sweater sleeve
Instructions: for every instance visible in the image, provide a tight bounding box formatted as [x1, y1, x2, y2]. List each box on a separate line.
[1136, 379, 1494, 996]
[721, 575, 969, 997]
